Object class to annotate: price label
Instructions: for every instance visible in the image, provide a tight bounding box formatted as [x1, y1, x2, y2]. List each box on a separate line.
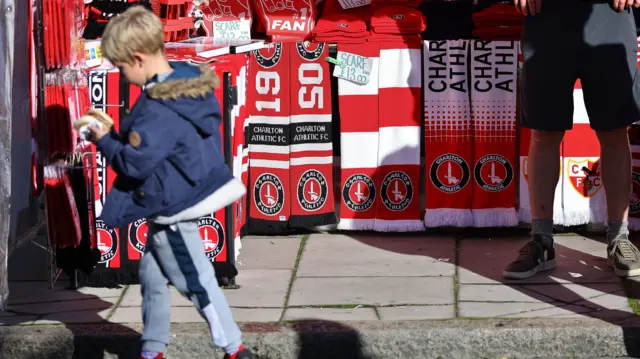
[213, 20, 251, 42]
[329, 51, 373, 85]
[337, 0, 371, 9]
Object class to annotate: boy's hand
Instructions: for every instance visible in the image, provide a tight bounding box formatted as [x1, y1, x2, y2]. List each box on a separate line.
[514, 0, 541, 15]
[613, 0, 640, 10]
[87, 124, 110, 143]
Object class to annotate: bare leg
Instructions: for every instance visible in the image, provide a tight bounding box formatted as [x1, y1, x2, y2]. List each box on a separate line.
[596, 128, 631, 222]
[528, 130, 565, 220]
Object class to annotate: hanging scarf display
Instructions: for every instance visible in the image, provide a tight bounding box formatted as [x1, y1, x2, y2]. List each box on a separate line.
[288, 42, 336, 228]
[337, 43, 380, 230]
[247, 44, 292, 233]
[76, 69, 129, 286]
[374, 39, 423, 232]
[423, 39, 473, 227]
[469, 40, 518, 227]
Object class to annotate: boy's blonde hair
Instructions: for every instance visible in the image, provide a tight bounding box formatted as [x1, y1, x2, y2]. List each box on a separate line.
[101, 6, 165, 64]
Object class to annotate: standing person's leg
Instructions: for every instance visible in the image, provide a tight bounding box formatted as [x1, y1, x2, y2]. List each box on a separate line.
[139, 231, 171, 358]
[578, 3, 640, 277]
[146, 221, 246, 357]
[503, 3, 578, 279]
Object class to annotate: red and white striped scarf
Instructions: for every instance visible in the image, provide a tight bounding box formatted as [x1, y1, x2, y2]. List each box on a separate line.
[374, 40, 424, 232]
[337, 44, 380, 230]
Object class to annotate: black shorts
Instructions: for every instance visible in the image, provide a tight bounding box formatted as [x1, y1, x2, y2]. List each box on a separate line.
[519, 1, 640, 131]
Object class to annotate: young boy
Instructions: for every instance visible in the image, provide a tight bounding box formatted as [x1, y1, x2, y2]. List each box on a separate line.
[87, 6, 252, 359]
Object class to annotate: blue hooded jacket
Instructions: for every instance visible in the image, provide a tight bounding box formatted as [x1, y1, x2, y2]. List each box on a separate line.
[96, 62, 233, 229]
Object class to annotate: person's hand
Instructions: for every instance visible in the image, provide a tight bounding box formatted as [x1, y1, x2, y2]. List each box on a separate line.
[613, 0, 638, 11]
[514, 0, 541, 15]
[87, 124, 109, 143]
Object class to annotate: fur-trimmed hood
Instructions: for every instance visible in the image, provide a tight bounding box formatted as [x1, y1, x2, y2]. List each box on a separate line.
[146, 62, 221, 136]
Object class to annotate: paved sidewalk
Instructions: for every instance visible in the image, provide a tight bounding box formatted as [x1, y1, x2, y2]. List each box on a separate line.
[3, 231, 640, 358]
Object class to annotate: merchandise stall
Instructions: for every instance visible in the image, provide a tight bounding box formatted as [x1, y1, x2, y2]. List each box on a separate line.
[8, 0, 640, 294]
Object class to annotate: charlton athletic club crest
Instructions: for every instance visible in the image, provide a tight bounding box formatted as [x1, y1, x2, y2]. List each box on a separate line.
[253, 43, 283, 68]
[296, 42, 325, 61]
[128, 218, 148, 254]
[380, 171, 413, 211]
[568, 159, 602, 198]
[297, 170, 328, 212]
[342, 174, 376, 212]
[430, 154, 471, 193]
[198, 216, 225, 260]
[474, 154, 514, 192]
[96, 219, 118, 263]
[631, 172, 640, 215]
[254, 173, 285, 216]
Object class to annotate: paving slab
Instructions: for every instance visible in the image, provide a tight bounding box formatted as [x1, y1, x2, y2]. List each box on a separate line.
[120, 285, 193, 307]
[289, 277, 454, 306]
[458, 302, 596, 318]
[236, 236, 301, 270]
[458, 236, 619, 284]
[33, 308, 112, 324]
[7, 298, 115, 316]
[283, 308, 378, 321]
[120, 270, 291, 308]
[296, 234, 456, 277]
[110, 306, 283, 323]
[7, 281, 124, 305]
[458, 284, 562, 303]
[377, 305, 455, 320]
[224, 269, 292, 308]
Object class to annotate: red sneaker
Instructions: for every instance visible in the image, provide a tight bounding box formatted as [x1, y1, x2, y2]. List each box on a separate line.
[140, 353, 162, 359]
[224, 346, 253, 359]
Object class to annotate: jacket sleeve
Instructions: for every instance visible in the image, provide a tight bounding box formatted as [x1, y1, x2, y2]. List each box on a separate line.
[96, 109, 178, 181]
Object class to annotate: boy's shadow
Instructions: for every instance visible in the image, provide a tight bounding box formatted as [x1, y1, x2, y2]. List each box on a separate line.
[291, 319, 371, 359]
[0, 236, 140, 359]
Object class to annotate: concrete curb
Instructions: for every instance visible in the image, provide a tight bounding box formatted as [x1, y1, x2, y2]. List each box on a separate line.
[2, 318, 640, 358]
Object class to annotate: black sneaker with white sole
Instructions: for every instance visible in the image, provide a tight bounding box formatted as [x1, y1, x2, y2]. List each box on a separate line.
[503, 236, 556, 279]
[607, 235, 640, 277]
